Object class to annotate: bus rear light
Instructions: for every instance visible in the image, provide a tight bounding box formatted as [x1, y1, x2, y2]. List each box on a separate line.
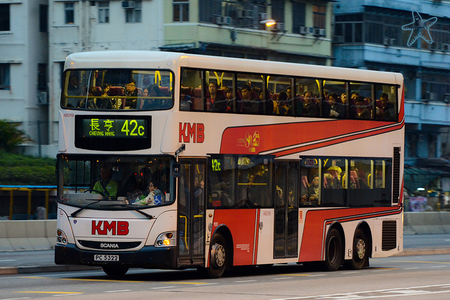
[155, 231, 176, 247]
[57, 228, 68, 245]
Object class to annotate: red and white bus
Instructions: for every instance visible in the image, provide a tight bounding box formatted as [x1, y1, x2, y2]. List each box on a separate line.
[55, 51, 404, 277]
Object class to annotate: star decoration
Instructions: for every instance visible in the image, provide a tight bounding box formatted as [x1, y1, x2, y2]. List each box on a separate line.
[401, 11, 438, 47]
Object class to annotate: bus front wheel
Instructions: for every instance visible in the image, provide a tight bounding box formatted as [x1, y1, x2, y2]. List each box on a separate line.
[102, 265, 129, 277]
[324, 228, 343, 271]
[345, 228, 368, 270]
[207, 233, 228, 278]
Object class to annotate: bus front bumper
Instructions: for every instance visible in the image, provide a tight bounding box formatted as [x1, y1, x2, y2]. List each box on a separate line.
[55, 244, 178, 269]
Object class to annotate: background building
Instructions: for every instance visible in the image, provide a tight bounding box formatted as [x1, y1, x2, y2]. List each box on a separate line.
[0, 0, 49, 156]
[333, 0, 450, 201]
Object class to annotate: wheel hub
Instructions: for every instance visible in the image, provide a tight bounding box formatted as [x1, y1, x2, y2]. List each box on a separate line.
[355, 238, 366, 260]
[211, 243, 225, 268]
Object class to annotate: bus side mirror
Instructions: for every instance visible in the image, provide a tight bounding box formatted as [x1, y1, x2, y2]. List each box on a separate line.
[172, 162, 180, 178]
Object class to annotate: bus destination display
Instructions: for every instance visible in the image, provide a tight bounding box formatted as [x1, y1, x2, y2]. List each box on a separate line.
[75, 115, 151, 151]
[81, 118, 147, 138]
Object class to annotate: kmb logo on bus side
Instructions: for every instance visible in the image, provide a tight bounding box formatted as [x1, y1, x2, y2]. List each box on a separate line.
[179, 122, 204, 143]
[92, 220, 129, 235]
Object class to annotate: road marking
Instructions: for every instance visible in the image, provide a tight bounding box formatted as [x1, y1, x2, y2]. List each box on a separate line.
[60, 278, 144, 283]
[16, 291, 83, 295]
[105, 290, 131, 293]
[235, 280, 257, 283]
[162, 281, 211, 285]
[1, 297, 30, 300]
[151, 286, 176, 290]
[393, 260, 450, 265]
[271, 283, 450, 300]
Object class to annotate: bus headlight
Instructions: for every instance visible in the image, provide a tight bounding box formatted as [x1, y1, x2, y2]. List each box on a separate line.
[155, 232, 176, 247]
[56, 229, 68, 245]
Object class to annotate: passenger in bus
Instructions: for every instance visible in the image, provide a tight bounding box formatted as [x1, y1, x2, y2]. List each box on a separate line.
[180, 88, 193, 111]
[239, 85, 259, 114]
[377, 93, 395, 121]
[324, 166, 343, 189]
[340, 93, 348, 118]
[225, 88, 235, 112]
[134, 180, 163, 206]
[206, 81, 227, 112]
[258, 90, 274, 115]
[302, 91, 318, 116]
[141, 84, 161, 109]
[355, 96, 371, 119]
[125, 177, 144, 203]
[329, 93, 343, 118]
[123, 79, 138, 109]
[275, 91, 291, 115]
[93, 167, 118, 198]
[307, 176, 320, 205]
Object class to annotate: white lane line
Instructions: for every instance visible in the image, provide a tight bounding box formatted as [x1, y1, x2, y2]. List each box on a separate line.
[151, 286, 176, 290]
[235, 280, 257, 283]
[104, 290, 131, 293]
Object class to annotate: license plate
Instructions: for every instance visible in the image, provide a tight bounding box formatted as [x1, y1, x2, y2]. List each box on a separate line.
[94, 254, 119, 262]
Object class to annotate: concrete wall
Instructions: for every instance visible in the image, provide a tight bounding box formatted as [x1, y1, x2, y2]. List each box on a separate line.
[0, 220, 56, 252]
[404, 212, 450, 235]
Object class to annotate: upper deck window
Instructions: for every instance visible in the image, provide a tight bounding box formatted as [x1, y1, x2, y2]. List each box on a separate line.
[61, 69, 174, 111]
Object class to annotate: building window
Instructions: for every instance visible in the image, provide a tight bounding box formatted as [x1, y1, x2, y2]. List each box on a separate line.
[39, 5, 48, 32]
[271, 0, 285, 24]
[313, 5, 326, 29]
[173, 0, 189, 22]
[38, 64, 47, 91]
[0, 4, 10, 31]
[292, 2, 305, 34]
[0, 64, 10, 90]
[125, 0, 142, 23]
[98, 2, 109, 24]
[65, 3, 75, 24]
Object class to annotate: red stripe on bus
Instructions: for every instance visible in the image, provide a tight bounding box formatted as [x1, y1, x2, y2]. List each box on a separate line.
[299, 207, 402, 262]
[220, 120, 397, 155]
[212, 209, 258, 266]
[274, 122, 404, 157]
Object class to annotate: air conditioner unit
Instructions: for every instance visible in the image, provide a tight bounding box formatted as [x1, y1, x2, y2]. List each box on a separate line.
[314, 28, 325, 37]
[383, 37, 390, 46]
[215, 16, 231, 26]
[259, 13, 268, 20]
[37, 92, 48, 105]
[389, 38, 396, 46]
[299, 26, 309, 35]
[276, 22, 285, 31]
[442, 43, 450, 52]
[122, 1, 135, 9]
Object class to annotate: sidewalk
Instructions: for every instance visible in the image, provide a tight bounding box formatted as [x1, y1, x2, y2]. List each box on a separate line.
[1, 233, 450, 276]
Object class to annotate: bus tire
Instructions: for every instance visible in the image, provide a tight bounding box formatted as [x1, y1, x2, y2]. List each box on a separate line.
[207, 233, 227, 278]
[324, 228, 343, 271]
[102, 265, 129, 277]
[346, 228, 368, 270]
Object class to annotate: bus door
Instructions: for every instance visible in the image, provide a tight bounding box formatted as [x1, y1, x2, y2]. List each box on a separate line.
[274, 161, 299, 258]
[177, 159, 206, 266]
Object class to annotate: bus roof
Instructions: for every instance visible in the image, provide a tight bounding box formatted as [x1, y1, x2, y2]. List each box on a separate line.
[65, 50, 403, 84]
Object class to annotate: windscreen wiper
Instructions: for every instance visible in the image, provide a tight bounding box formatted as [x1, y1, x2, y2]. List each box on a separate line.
[71, 199, 102, 218]
[100, 203, 154, 220]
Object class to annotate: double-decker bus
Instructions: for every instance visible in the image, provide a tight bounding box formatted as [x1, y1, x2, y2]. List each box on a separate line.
[55, 51, 404, 278]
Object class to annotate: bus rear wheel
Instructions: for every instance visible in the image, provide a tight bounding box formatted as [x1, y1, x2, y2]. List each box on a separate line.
[102, 265, 129, 277]
[207, 233, 228, 278]
[345, 228, 368, 270]
[324, 228, 343, 271]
